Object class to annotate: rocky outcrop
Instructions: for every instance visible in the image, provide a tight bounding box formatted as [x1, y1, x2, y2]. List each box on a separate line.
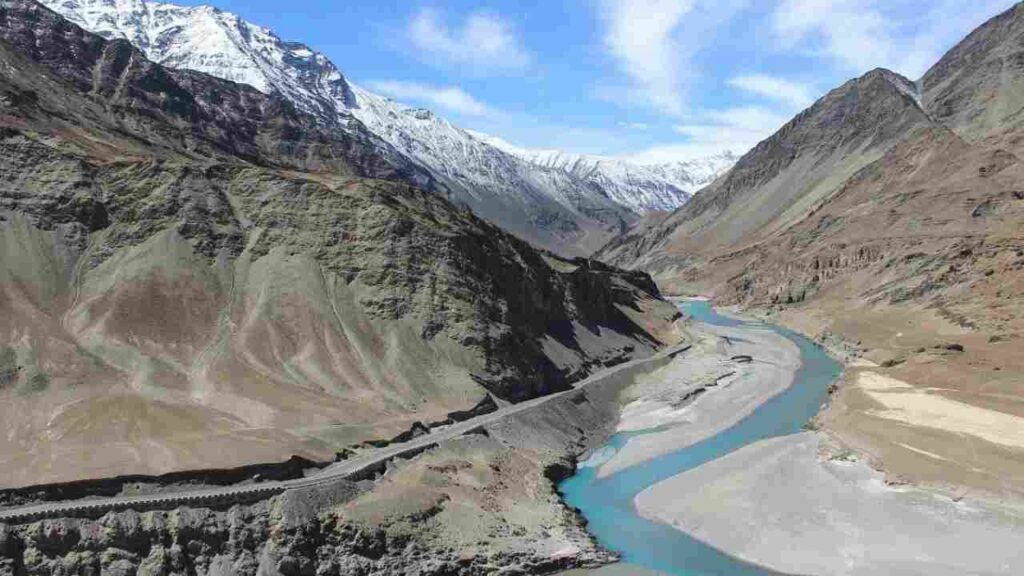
[0, 0, 682, 488]
[0, 352, 674, 576]
[0, 461, 570, 576]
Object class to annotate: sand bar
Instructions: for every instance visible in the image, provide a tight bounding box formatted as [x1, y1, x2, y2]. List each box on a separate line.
[635, 432, 1024, 576]
[594, 321, 801, 478]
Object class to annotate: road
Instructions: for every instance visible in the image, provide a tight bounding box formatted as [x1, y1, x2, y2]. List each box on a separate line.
[0, 343, 688, 525]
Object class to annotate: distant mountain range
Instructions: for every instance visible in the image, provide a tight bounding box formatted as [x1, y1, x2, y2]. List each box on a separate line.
[40, 0, 735, 255]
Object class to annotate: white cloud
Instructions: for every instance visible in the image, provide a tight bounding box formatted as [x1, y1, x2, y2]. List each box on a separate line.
[407, 7, 530, 73]
[771, 0, 1016, 78]
[367, 81, 497, 117]
[728, 75, 817, 109]
[597, 0, 751, 115]
[371, 1, 1015, 166]
[898, 0, 1018, 76]
[625, 106, 790, 163]
[599, 0, 696, 116]
[772, 0, 895, 72]
[616, 0, 1015, 163]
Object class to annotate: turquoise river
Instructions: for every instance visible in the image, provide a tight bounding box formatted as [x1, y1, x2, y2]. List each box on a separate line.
[559, 300, 843, 576]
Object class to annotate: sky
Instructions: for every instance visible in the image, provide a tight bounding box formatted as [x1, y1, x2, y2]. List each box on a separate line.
[173, 0, 1016, 163]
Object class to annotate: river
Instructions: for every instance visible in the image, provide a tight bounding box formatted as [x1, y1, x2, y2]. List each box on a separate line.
[559, 299, 843, 576]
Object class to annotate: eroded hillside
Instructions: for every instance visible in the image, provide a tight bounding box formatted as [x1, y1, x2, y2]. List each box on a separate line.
[0, 0, 681, 487]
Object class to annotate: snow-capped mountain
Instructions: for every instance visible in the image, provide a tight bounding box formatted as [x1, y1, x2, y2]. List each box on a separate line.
[472, 132, 736, 211]
[40, 0, 736, 255]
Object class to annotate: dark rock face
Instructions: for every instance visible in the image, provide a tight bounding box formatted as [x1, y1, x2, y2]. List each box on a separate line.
[0, 476, 549, 576]
[0, 498, 351, 576]
[0, 0, 681, 486]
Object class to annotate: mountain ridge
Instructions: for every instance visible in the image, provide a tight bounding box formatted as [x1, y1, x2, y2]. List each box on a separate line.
[599, 2, 1024, 501]
[598, 66, 933, 266]
[0, 0, 683, 486]
[40, 0, 735, 256]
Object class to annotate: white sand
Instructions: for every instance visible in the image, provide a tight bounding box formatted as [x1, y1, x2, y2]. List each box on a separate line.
[593, 321, 801, 478]
[857, 372, 1024, 450]
[635, 432, 1024, 576]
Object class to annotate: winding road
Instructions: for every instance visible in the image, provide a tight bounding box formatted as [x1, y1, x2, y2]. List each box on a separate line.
[0, 343, 688, 525]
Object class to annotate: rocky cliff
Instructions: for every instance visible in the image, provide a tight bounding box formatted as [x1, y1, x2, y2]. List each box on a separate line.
[0, 0, 681, 488]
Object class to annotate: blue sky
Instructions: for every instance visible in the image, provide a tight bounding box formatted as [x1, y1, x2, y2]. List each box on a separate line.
[174, 0, 1016, 162]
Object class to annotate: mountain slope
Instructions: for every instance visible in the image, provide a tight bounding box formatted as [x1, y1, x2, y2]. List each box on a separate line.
[0, 0, 682, 487]
[40, 0, 733, 256]
[600, 68, 934, 267]
[921, 3, 1024, 149]
[600, 5, 1024, 499]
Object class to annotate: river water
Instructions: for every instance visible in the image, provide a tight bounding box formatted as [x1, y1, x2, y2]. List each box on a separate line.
[559, 300, 842, 576]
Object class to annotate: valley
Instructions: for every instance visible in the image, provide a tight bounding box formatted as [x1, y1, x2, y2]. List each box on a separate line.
[567, 302, 1023, 576]
[601, 2, 1024, 513]
[1, 0, 1023, 575]
[0, 0, 684, 486]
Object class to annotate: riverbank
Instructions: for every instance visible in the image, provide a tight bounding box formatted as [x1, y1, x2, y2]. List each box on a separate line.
[636, 431, 1024, 575]
[558, 299, 840, 575]
[621, 299, 1024, 575]
[594, 316, 801, 479]
[780, 304, 1024, 503]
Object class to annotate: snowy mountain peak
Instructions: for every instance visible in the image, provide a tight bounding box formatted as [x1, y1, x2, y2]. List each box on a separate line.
[40, 0, 736, 254]
[475, 130, 741, 203]
[41, 0, 357, 119]
[471, 132, 737, 211]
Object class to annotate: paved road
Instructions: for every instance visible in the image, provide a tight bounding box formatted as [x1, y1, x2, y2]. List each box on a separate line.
[0, 344, 687, 525]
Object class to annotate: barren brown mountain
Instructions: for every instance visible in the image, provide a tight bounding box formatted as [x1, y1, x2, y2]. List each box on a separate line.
[601, 4, 1024, 498]
[0, 0, 681, 487]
